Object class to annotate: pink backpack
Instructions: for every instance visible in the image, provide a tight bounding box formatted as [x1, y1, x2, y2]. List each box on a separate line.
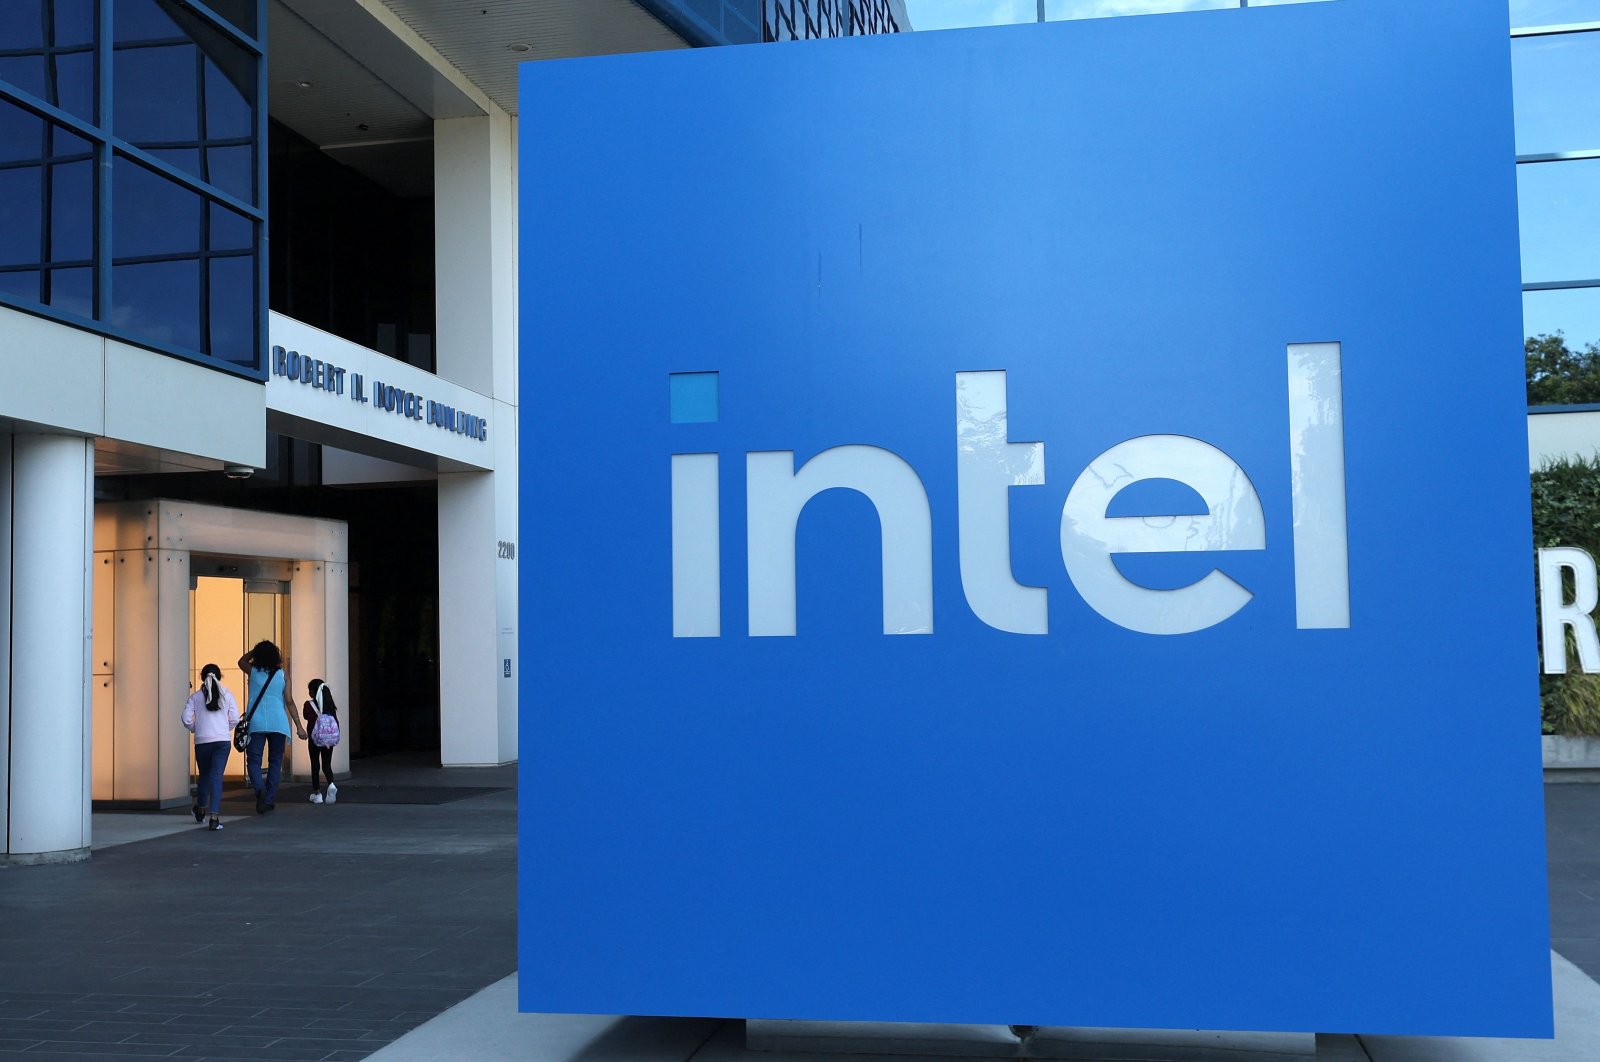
[311, 710, 341, 749]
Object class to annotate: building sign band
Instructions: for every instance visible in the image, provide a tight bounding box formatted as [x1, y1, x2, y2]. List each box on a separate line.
[272, 344, 487, 441]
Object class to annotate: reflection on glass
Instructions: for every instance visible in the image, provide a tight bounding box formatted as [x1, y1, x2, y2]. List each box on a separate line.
[1511, 1, 1600, 28]
[1525, 286, 1600, 350]
[1048, 0, 1235, 17]
[955, 370, 1048, 635]
[0, 0, 97, 123]
[0, 99, 95, 314]
[1059, 434, 1265, 635]
[115, 156, 202, 259]
[111, 156, 257, 359]
[904, 0, 1341, 31]
[114, 0, 257, 203]
[113, 156, 203, 351]
[1286, 342, 1349, 630]
[113, 258, 202, 352]
[906, 0, 1234, 30]
[1518, 158, 1600, 282]
[671, 453, 721, 638]
[747, 446, 934, 636]
[208, 254, 254, 365]
[1513, 33, 1600, 155]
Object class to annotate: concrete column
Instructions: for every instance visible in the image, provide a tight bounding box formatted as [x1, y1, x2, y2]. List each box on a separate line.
[438, 471, 503, 765]
[288, 559, 350, 780]
[434, 112, 517, 398]
[4, 433, 94, 862]
[435, 108, 519, 767]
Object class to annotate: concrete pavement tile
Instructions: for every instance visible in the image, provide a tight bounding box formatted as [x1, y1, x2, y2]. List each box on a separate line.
[1360, 953, 1596, 1061]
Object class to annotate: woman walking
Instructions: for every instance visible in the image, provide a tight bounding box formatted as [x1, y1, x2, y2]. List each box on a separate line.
[302, 678, 341, 805]
[183, 663, 238, 831]
[237, 640, 306, 814]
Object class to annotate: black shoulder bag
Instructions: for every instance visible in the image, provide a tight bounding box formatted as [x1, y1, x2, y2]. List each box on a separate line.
[233, 668, 279, 753]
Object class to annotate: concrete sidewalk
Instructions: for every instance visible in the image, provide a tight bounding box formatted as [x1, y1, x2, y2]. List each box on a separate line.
[0, 753, 516, 1061]
[371, 784, 1600, 1061]
[367, 953, 1600, 1062]
[4, 772, 1598, 1061]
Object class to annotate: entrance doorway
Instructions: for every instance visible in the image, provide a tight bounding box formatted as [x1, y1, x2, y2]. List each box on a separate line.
[190, 560, 291, 779]
[93, 499, 350, 807]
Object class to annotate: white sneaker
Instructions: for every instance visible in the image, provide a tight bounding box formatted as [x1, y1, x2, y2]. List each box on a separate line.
[310, 792, 323, 804]
[325, 782, 337, 805]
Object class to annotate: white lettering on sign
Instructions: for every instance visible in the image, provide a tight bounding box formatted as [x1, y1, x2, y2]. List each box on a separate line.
[1539, 547, 1600, 674]
[670, 345, 1351, 638]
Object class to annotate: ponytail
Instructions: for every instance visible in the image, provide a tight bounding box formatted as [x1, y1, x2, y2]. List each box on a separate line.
[200, 663, 223, 712]
[309, 679, 337, 717]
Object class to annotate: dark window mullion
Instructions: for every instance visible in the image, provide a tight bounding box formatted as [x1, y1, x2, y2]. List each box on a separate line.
[0, 152, 94, 171]
[180, 0, 264, 54]
[44, 0, 59, 111]
[33, 92, 51, 304]
[0, 259, 94, 273]
[0, 44, 95, 59]
[112, 248, 250, 268]
[97, 0, 112, 320]
[111, 143, 261, 221]
[195, 45, 210, 186]
[121, 137, 252, 151]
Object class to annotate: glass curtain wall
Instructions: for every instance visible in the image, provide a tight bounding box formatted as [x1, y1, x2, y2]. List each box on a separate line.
[904, 0, 1331, 32]
[1514, 1, 1600, 389]
[0, 0, 266, 379]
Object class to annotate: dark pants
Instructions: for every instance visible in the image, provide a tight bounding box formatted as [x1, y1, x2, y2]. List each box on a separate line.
[194, 740, 230, 814]
[307, 739, 333, 791]
[246, 732, 287, 804]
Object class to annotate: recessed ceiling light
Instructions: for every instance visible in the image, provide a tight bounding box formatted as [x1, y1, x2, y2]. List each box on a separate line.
[292, 79, 314, 89]
[507, 42, 533, 53]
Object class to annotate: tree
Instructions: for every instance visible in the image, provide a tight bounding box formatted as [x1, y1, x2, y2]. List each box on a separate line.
[1527, 332, 1600, 406]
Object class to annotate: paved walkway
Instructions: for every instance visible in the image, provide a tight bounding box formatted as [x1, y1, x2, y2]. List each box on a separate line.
[4, 770, 1599, 1061]
[0, 754, 515, 1061]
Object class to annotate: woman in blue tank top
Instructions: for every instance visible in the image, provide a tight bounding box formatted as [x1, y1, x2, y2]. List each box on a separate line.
[237, 640, 306, 814]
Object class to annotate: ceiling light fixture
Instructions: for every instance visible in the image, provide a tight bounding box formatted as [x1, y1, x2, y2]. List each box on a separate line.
[507, 42, 533, 53]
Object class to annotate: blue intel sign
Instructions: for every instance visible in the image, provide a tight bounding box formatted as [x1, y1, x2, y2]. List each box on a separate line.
[519, 0, 1550, 1037]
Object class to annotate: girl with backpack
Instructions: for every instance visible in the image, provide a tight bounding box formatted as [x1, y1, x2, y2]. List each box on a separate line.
[303, 678, 342, 804]
[182, 663, 238, 831]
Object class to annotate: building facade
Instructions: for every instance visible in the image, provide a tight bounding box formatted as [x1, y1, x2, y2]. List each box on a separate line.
[1, 0, 1584, 862]
[0, 0, 915, 863]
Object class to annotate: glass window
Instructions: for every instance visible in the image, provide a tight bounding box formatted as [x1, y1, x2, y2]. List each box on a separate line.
[906, 1, 1244, 29]
[0, 1, 98, 124]
[113, 256, 201, 351]
[0, 98, 95, 315]
[1513, 32, 1600, 155]
[0, 5, 47, 51]
[1048, 0, 1238, 18]
[0, 1, 263, 375]
[1518, 158, 1600, 282]
[113, 0, 257, 203]
[114, 154, 201, 259]
[1511, 1, 1600, 28]
[208, 252, 253, 366]
[113, 155, 204, 351]
[1525, 286, 1600, 351]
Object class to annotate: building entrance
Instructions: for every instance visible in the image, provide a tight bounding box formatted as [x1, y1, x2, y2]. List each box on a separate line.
[92, 500, 349, 807]
[190, 562, 291, 779]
